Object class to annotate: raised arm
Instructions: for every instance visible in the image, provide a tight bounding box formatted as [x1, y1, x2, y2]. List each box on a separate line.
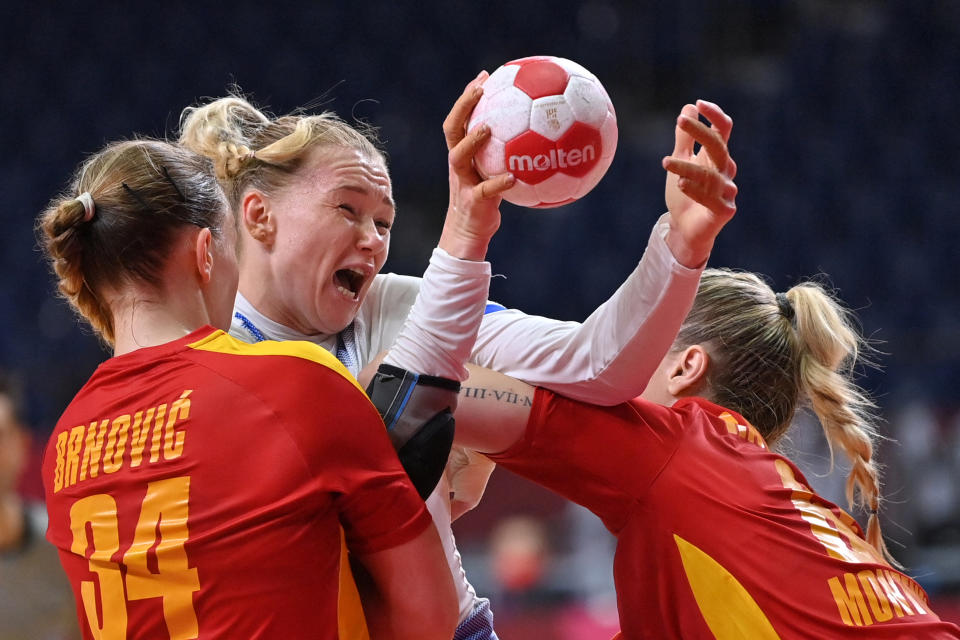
[470, 100, 737, 405]
[382, 70, 512, 381]
[364, 74, 514, 502]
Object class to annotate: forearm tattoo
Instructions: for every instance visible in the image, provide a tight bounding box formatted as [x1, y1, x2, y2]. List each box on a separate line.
[460, 386, 534, 407]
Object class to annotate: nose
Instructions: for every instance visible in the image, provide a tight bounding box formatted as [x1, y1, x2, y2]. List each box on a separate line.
[357, 218, 387, 254]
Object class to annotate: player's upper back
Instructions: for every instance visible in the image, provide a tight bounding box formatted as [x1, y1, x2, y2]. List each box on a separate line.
[41, 326, 387, 639]
[45, 326, 371, 493]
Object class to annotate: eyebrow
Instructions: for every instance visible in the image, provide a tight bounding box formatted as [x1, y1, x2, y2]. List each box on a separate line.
[334, 183, 395, 209]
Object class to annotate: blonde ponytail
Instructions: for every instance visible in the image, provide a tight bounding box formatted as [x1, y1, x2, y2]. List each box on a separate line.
[788, 285, 894, 564]
[675, 269, 895, 564]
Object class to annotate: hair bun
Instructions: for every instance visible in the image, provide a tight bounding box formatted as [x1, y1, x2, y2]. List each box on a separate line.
[217, 143, 254, 180]
[775, 292, 795, 322]
[76, 192, 96, 222]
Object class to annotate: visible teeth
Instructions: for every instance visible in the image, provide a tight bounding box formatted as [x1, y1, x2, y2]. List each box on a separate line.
[337, 285, 358, 301]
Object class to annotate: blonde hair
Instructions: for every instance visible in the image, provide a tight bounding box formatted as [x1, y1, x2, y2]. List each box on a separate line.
[37, 139, 227, 346]
[675, 268, 894, 562]
[177, 91, 386, 211]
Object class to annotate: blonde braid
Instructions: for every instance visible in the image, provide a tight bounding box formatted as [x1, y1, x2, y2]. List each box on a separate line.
[789, 285, 895, 564]
[675, 269, 895, 564]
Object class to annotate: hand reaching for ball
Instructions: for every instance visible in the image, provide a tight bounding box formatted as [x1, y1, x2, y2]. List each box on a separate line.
[438, 71, 515, 262]
[662, 100, 738, 269]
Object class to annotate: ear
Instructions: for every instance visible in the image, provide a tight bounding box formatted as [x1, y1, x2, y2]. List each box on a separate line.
[666, 345, 710, 397]
[194, 227, 214, 284]
[241, 190, 276, 247]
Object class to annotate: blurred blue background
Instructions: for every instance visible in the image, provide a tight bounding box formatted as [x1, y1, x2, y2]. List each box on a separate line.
[3, 0, 958, 634]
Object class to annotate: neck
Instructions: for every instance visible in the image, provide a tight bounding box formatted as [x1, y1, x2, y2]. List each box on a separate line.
[110, 290, 213, 356]
[236, 282, 312, 337]
[234, 291, 332, 342]
[237, 258, 289, 327]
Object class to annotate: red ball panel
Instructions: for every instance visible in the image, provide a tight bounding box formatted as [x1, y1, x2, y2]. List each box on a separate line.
[503, 121, 603, 186]
[553, 122, 603, 178]
[504, 130, 557, 185]
[508, 56, 554, 65]
[512, 60, 569, 100]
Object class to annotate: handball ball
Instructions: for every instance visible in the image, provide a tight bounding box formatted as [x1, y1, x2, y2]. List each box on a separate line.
[468, 55, 617, 209]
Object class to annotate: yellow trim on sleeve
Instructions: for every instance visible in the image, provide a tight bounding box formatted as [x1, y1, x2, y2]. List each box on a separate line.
[675, 534, 781, 639]
[187, 330, 365, 393]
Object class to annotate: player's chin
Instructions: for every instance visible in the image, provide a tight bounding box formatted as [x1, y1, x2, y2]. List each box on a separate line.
[318, 292, 361, 333]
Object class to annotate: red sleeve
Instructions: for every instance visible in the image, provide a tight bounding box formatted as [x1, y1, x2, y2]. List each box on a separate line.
[487, 387, 685, 533]
[270, 359, 433, 555]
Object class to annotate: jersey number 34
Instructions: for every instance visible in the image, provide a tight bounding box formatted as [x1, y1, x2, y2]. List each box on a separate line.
[69, 476, 199, 640]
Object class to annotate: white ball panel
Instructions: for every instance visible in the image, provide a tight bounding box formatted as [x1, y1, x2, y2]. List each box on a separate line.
[529, 96, 575, 141]
[551, 57, 597, 82]
[599, 113, 619, 160]
[564, 76, 609, 128]
[482, 63, 521, 98]
[474, 136, 506, 178]
[573, 165, 605, 199]
[503, 179, 541, 207]
[477, 86, 534, 141]
[533, 171, 583, 204]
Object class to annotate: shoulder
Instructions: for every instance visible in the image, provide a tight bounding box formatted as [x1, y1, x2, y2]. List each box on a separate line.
[185, 331, 386, 445]
[186, 330, 363, 394]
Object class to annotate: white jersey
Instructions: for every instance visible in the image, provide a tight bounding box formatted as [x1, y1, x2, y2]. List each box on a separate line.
[230, 215, 703, 622]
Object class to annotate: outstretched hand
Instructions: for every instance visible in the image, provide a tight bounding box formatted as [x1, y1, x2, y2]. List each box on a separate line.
[438, 71, 515, 262]
[662, 100, 738, 268]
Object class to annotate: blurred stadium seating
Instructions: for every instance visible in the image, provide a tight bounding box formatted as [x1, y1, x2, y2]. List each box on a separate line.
[3, 0, 957, 631]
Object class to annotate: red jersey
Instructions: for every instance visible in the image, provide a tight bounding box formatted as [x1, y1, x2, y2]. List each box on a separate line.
[42, 327, 432, 640]
[490, 388, 960, 639]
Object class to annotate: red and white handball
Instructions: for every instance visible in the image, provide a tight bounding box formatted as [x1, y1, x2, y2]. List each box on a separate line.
[468, 55, 618, 209]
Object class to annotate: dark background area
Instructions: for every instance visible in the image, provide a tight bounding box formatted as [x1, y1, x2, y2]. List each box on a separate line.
[3, 0, 959, 631]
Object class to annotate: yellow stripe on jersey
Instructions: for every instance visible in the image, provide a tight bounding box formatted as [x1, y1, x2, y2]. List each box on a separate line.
[338, 531, 371, 640]
[675, 534, 781, 639]
[187, 330, 365, 393]
[189, 329, 371, 639]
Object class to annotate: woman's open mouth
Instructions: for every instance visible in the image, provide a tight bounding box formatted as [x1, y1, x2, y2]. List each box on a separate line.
[334, 268, 366, 301]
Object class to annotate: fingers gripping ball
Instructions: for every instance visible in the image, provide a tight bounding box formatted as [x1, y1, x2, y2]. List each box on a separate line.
[468, 55, 618, 209]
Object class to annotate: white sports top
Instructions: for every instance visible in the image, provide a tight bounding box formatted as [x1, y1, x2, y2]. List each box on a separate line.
[230, 215, 703, 622]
